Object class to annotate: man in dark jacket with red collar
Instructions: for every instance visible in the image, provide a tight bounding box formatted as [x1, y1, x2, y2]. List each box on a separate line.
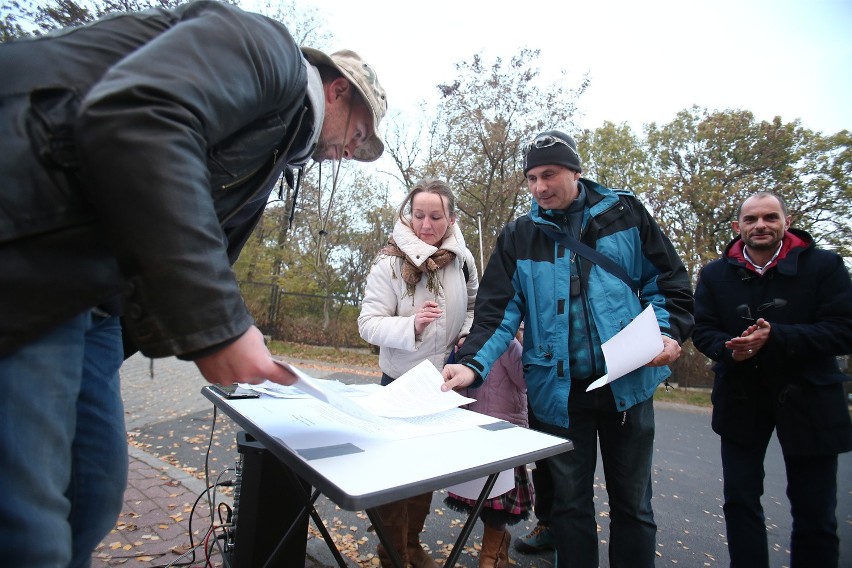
[693, 191, 852, 568]
[0, 2, 386, 565]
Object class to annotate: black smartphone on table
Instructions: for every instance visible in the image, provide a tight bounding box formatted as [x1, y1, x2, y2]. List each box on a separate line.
[210, 384, 260, 399]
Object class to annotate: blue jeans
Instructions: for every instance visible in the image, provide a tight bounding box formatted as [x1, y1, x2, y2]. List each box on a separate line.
[0, 310, 127, 568]
[540, 383, 657, 568]
[721, 436, 840, 568]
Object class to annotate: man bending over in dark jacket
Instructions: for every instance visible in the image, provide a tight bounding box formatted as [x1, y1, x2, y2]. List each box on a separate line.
[0, 2, 387, 565]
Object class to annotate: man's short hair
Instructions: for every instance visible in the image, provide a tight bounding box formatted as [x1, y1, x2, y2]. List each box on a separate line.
[737, 191, 788, 218]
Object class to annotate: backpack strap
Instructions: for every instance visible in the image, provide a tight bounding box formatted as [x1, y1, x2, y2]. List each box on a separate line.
[539, 225, 635, 291]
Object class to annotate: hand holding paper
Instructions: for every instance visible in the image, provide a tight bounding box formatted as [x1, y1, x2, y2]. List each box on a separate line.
[274, 360, 380, 421]
[586, 305, 664, 392]
[273, 359, 475, 419]
[357, 360, 476, 417]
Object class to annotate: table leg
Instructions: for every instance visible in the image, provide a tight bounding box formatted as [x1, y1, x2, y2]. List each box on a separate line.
[444, 472, 499, 567]
[366, 508, 407, 568]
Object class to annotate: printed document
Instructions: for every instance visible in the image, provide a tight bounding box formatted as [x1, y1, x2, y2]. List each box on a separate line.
[270, 359, 475, 420]
[586, 305, 664, 391]
[356, 359, 477, 418]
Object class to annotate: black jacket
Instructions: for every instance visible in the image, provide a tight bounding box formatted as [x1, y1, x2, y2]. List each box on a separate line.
[0, 1, 315, 357]
[693, 228, 852, 456]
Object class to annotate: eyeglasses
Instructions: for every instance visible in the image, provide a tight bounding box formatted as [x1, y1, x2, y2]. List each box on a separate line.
[524, 134, 580, 161]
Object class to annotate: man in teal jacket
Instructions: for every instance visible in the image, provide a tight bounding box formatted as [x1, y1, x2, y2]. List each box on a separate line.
[443, 130, 693, 568]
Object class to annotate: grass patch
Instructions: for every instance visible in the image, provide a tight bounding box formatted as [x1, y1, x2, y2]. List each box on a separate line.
[655, 384, 712, 407]
[268, 340, 379, 369]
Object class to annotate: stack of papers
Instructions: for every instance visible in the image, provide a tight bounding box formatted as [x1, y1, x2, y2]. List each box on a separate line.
[267, 359, 476, 420]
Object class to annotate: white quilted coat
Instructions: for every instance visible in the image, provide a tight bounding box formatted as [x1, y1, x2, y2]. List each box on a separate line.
[358, 220, 478, 379]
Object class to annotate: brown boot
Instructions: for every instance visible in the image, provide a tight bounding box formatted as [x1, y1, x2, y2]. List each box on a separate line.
[406, 492, 438, 568]
[375, 500, 409, 568]
[479, 525, 510, 568]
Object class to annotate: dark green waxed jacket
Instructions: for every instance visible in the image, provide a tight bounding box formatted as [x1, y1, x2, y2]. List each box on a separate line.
[0, 1, 314, 357]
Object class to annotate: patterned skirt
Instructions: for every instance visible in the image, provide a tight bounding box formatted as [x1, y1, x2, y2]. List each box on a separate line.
[443, 465, 534, 526]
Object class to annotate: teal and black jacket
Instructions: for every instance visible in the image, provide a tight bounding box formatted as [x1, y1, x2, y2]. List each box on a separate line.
[456, 179, 694, 428]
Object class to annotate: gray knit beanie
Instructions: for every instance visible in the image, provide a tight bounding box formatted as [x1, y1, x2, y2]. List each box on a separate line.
[522, 130, 582, 175]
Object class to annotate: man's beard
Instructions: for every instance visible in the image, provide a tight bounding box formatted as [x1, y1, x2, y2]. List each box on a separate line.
[311, 140, 334, 161]
[746, 232, 781, 250]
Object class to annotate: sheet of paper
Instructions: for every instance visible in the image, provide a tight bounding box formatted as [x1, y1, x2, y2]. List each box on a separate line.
[445, 468, 515, 500]
[270, 361, 476, 429]
[243, 379, 367, 399]
[356, 359, 476, 418]
[273, 360, 381, 422]
[586, 305, 664, 392]
[242, 399, 500, 450]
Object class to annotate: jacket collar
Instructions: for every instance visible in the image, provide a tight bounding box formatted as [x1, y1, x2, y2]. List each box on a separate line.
[289, 60, 324, 167]
[725, 228, 813, 276]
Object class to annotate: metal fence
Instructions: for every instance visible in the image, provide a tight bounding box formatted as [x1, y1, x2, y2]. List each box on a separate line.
[238, 280, 364, 347]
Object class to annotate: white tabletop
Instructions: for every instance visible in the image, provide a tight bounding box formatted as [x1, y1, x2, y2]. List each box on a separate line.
[203, 386, 573, 510]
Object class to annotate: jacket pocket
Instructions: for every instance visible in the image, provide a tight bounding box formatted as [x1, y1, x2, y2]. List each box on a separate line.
[1, 87, 92, 243]
[775, 382, 852, 456]
[208, 113, 287, 193]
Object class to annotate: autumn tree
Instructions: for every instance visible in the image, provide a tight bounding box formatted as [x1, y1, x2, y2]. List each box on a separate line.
[385, 49, 590, 272]
[644, 107, 851, 283]
[233, 163, 398, 344]
[0, 0, 191, 39]
[637, 107, 851, 386]
[576, 121, 651, 196]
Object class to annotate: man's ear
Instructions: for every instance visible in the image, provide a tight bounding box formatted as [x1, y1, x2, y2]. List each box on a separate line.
[732, 220, 740, 235]
[325, 76, 351, 104]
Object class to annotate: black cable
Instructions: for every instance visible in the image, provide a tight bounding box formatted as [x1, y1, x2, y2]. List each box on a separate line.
[161, 479, 231, 568]
[203, 404, 236, 568]
[217, 501, 233, 526]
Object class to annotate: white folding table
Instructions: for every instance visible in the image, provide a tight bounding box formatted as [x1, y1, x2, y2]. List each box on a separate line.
[202, 386, 572, 567]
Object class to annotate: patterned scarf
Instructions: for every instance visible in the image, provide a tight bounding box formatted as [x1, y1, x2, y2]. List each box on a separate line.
[380, 237, 457, 296]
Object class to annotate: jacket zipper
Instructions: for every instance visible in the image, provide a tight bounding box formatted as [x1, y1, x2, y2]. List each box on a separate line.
[220, 106, 308, 226]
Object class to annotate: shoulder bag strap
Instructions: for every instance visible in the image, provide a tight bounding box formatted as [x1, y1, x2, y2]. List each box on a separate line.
[539, 225, 635, 291]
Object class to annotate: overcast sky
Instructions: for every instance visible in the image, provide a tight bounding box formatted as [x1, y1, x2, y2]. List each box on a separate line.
[300, 0, 851, 136]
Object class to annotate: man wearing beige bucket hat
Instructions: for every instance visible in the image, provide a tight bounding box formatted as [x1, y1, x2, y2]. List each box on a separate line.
[302, 46, 387, 163]
[0, 1, 386, 565]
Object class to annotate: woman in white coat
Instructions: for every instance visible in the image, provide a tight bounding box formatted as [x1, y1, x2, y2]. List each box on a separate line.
[358, 177, 478, 567]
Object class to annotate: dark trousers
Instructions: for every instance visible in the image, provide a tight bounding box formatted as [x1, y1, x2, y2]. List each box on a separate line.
[721, 436, 840, 568]
[540, 384, 657, 568]
[527, 402, 554, 523]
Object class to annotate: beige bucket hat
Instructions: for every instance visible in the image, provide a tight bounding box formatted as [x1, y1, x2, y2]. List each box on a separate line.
[301, 47, 387, 162]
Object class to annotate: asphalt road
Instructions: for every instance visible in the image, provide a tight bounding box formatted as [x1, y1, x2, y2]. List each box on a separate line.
[121, 353, 852, 567]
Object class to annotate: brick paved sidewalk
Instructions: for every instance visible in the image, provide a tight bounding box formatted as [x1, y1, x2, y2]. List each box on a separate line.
[91, 446, 223, 567]
[91, 446, 351, 568]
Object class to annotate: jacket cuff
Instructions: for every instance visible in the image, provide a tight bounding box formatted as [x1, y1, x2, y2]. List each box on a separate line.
[176, 332, 245, 361]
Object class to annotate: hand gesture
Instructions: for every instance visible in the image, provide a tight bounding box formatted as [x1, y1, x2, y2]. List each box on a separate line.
[726, 318, 771, 361]
[414, 301, 442, 335]
[194, 325, 298, 386]
[647, 335, 682, 367]
[441, 363, 476, 392]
